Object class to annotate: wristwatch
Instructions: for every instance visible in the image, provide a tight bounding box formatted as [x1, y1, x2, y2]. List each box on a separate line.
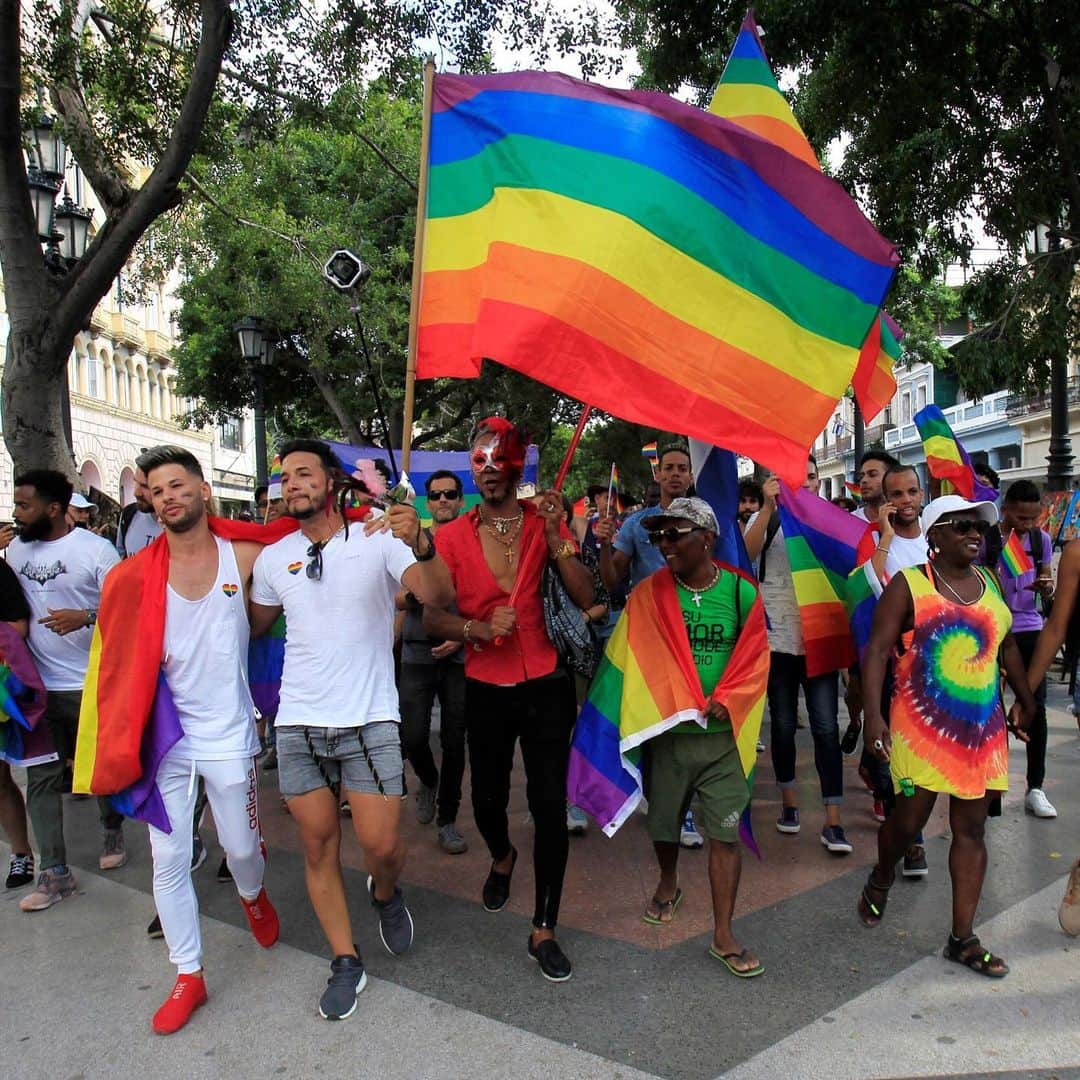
[85, 608, 98, 626]
[551, 539, 576, 560]
[413, 527, 436, 562]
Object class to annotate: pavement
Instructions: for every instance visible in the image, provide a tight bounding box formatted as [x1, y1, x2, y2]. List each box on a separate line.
[3, 683, 1079, 1080]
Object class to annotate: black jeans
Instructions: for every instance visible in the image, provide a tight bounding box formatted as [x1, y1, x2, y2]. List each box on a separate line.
[465, 670, 576, 929]
[399, 660, 467, 825]
[767, 652, 843, 804]
[1012, 630, 1049, 790]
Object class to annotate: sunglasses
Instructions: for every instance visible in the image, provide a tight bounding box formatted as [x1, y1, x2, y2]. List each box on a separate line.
[936, 518, 991, 536]
[427, 490, 460, 501]
[646, 525, 703, 545]
[306, 541, 325, 581]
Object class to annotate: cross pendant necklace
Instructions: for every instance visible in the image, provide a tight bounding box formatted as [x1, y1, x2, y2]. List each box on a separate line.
[673, 566, 720, 607]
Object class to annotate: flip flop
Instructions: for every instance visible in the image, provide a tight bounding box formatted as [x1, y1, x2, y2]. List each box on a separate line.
[1059, 858, 1080, 937]
[642, 887, 683, 925]
[709, 945, 764, 978]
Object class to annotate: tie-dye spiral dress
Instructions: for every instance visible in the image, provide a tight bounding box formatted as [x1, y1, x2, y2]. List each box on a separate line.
[889, 564, 1011, 799]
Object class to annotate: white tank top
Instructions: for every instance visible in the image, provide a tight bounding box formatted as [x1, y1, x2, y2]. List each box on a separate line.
[163, 536, 259, 760]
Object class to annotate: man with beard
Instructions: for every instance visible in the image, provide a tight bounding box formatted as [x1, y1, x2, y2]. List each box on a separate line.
[131, 446, 280, 1034]
[737, 480, 763, 527]
[117, 466, 163, 556]
[250, 439, 453, 1021]
[852, 451, 900, 525]
[11, 470, 122, 911]
[423, 418, 593, 982]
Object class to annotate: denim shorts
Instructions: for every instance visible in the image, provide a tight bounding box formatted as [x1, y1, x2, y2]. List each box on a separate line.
[276, 722, 404, 799]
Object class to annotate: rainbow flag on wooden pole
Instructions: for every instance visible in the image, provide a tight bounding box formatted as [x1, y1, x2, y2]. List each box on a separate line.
[710, 10, 899, 425]
[1001, 531, 1035, 578]
[913, 404, 999, 503]
[416, 71, 898, 485]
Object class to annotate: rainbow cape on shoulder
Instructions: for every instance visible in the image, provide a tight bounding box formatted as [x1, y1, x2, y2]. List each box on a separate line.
[73, 516, 301, 831]
[567, 563, 768, 846]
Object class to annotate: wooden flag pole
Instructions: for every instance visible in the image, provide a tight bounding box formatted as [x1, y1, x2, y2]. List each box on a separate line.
[401, 59, 435, 476]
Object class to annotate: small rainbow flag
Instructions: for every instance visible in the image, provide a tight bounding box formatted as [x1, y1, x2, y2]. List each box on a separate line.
[566, 563, 768, 847]
[1001, 531, 1034, 578]
[248, 611, 286, 719]
[913, 405, 998, 503]
[641, 442, 658, 465]
[416, 71, 898, 485]
[710, 10, 898, 425]
[268, 455, 283, 501]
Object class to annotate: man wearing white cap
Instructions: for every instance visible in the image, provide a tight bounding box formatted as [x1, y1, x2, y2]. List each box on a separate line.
[65, 492, 96, 530]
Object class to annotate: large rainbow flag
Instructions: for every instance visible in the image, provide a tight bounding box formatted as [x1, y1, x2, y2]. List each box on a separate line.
[73, 515, 315, 830]
[775, 483, 866, 676]
[566, 563, 768, 843]
[709, 10, 899, 425]
[913, 404, 999, 502]
[416, 71, 899, 485]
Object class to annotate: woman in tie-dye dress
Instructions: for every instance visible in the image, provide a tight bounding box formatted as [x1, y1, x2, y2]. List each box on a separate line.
[857, 496, 1036, 978]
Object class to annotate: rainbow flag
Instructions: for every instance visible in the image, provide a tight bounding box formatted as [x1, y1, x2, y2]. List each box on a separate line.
[1001, 531, 1035, 578]
[417, 71, 898, 485]
[566, 563, 768, 845]
[845, 480, 862, 497]
[913, 405, 998, 503]
[710, 11, 898, 425]
[0, 623, 52, 768]
[73, 515, 335, 831]
[267, 455, 283, 501]
[249, 612, 286, 719]
[776, 483, 865, 676]
[641, 442, 658, 465]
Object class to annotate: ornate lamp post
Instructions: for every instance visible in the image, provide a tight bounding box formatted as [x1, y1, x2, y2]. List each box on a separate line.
[234, 316, 275, 488]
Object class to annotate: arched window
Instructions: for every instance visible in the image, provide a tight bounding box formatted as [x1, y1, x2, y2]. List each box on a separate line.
[79, 459, 102, 493]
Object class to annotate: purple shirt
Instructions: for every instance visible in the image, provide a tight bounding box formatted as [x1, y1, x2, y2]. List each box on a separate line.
[1000, 528, 1052, 633]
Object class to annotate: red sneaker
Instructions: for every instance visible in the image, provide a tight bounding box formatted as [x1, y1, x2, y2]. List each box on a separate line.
[241, 887, 280, 948]
[152, 974, 207, 1035]
[872, 799, 887, 823]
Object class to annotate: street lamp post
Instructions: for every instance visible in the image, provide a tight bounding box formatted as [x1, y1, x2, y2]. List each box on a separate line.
[235, 316, 275, 489]
[1045, 229, 1073, 491]
[22, 110, 94, 465]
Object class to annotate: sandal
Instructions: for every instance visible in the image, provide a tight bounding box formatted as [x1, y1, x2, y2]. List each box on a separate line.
[857, 871, 893, 927]
[708, 945, 764, 978]
[943, 934, 1009, 978]
[642, 887, 683, 925]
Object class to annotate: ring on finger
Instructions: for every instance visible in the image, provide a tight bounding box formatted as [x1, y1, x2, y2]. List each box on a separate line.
[873, 738, 884, 751]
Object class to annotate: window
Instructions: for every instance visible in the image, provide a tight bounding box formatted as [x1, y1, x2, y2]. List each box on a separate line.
[916, 383, 927, 411]
[901, 392, 911, 424]
[219, 415, 242, 450]
[87, 353, 99, 398]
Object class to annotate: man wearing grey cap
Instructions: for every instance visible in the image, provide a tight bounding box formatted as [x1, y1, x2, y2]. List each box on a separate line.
[632, 496, 764, 977]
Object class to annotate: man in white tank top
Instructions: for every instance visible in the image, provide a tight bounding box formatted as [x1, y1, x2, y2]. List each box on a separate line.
[138, 446, 280, 1036]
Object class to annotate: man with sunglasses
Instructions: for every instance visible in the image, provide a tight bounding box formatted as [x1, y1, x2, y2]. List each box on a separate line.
[397, 470, 470, 853]
[249, 438, 454, 1021]
[423, 417, 594, 982]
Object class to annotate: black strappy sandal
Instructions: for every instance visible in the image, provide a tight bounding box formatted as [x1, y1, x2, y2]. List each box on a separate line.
[943, 934, 1009, 978]
[857, 871, 893, 927]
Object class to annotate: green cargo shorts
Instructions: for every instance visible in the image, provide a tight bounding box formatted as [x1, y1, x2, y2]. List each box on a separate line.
[643, 726, 748, 844]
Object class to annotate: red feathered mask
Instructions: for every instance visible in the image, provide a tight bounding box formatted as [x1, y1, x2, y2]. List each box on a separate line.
[471, 417, 528, 482]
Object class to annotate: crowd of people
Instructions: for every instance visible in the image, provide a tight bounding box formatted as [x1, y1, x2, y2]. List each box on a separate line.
[1, 424, 1077, 1036]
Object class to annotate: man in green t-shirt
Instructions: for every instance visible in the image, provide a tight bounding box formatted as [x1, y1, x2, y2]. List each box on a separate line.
[637, 497, 763, 978]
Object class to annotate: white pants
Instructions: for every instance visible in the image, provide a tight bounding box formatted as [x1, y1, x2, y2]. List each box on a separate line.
[149, 752, 265, 974]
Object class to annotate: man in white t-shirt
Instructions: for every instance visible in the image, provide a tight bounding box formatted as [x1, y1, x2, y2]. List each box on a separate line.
[130, 445, 280, 1035]
[250, 439, 454, 1022]
[9, 470, 121, 912]
[116, 466, 163, 557]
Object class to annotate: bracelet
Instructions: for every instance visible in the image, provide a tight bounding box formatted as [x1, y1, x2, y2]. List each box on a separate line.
[462, 619, 474, 642]
[412, 527, 436, 562]
[876, 545, 890, 553]
[551, 539, 576, 560]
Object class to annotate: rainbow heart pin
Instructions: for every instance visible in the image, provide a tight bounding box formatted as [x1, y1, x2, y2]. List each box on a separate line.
[222, 583, 239, 597]
[287, 561, 302, 575]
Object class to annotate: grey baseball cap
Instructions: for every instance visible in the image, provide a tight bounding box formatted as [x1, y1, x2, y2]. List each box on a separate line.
[643, 496, 719, 534]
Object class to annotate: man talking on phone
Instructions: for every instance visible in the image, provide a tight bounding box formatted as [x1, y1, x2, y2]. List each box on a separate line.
[989, 480, 1056, 819]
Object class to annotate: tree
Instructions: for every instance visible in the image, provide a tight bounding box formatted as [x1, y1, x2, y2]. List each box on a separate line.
[1, 0, 616, 479]
[615, 0, 1079, 399]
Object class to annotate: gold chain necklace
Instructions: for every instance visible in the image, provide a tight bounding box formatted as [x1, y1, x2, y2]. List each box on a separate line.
[482, 509, 523, 536]
[481, 514, 524, 564]
[935, 565, 983, 606]
[672, 565, 721, 608]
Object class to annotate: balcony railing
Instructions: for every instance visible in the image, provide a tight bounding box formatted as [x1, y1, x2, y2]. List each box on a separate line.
[885, 390, 1010, 450]
[1005, 376, 1080, 418]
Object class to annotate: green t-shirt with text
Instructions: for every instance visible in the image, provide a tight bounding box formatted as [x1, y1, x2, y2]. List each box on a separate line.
[674, 570, 757, 733]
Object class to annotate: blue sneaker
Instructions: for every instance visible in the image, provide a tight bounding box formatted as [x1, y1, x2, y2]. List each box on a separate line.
[776, 807, 800, 834]
[679, 810, 704, 849]
[820, 824, 853, 854]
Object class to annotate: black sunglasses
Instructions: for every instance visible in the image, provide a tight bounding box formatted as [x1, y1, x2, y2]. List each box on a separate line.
[646, 525, 704, 545]
[936, 517, 991, 537]
[306, 541, 325, 581]
[427, 490, 460, 501]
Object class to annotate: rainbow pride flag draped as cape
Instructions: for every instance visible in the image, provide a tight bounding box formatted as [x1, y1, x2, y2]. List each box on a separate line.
[73, 515, 312, 832]
[776, 484, 866, 676]
[709, 10, 899, 425]
[566, 563, 768, 843]
[417, 71, 898, 485]
[913, 405, 999, 503]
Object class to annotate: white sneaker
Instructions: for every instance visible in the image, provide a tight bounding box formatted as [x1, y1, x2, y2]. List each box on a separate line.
[679, 810, 704, 849]
[566, 804, 588, 835]
[1025, 788, 1058, 819]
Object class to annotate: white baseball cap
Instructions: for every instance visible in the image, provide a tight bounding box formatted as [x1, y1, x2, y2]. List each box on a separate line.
[69, 492, 95, 511]
[921, 494, 998, 535]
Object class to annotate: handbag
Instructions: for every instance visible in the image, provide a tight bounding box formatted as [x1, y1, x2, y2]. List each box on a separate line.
[542, 562, 599, 678]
